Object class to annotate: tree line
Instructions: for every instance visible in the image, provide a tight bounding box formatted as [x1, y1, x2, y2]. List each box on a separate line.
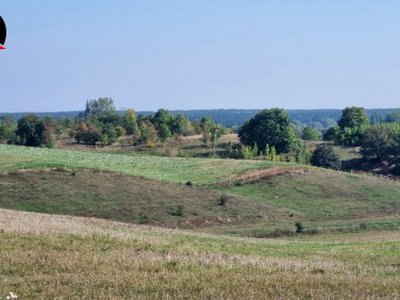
[322, 106, 400, 166]
[1, 100, 400, 172]
[0, 98, 230, 149]
[237, 106, 400, 169]
[3, 108, 400, 130]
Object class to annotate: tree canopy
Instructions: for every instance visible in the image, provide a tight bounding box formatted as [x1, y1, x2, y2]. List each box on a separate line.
[238, 108, 295, 154]
[16, 114, 46, 147]
[301, 126, 321, 141]
[335, 107, 370, 146]
[85, 98, 116, 119]
[360, 123, 400, 163]
[338, 107, 370, 129]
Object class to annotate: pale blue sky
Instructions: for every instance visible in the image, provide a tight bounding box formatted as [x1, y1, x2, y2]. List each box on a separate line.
[1, 1, 399, 112]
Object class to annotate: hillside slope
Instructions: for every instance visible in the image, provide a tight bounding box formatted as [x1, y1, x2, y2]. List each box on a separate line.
[0, 209, 399, 299]
[0, 168, 283, 228]
[0, 144, 288, 185]
[1, 165, 400, 235]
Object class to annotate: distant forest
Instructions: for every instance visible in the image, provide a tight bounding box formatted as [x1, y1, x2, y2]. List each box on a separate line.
[2, 108, 400, 129]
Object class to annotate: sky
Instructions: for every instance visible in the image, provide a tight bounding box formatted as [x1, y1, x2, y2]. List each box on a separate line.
[1, 1, 400, 113]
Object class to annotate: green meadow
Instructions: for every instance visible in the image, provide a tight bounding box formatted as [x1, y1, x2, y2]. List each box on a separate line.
[0, 144, 399, 298]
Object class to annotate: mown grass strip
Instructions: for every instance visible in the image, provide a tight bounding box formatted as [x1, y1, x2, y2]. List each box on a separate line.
[0, 144, 292, 185]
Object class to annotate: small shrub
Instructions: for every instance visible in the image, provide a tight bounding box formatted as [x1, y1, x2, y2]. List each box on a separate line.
[311, 144, 341, 169]
[295, 222, 303, 233]
[219, 194, 228, 206]
[360, 222, 368, 230]
[176, 204, 185, 217]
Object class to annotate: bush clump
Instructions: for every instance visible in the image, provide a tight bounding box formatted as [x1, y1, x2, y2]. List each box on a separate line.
[311, 144, 341, 169]
[176, 204, 185, 217]
[219, 194, 228, 206]
[295, 222, 303, 233]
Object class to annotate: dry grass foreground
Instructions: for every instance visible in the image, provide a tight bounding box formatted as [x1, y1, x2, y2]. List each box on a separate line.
[1, 209, 399, 299]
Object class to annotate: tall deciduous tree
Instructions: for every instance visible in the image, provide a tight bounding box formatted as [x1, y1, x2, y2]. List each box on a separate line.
[0, 115, 17, 143]
[16, 114, 46, 147]
[200, 116, 214, 146]
[360, 123, 400, 162]
[122, 109, 139, 135]
[158, 123, 172, 144]
[238, 108, 295, 154]
[153, 109, 173, 130]
[85, 98, 116, 117]
[336, 107, 370, 146]
[338, 107, 370, 129]
[171, 113, 192, 136]
[301, 126, 321, 141]
[323, 126, 340, 141]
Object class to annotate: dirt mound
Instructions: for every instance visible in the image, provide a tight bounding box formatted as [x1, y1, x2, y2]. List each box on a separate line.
[234, 166, 309, 183]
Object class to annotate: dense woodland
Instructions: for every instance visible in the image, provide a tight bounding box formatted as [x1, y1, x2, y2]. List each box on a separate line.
[1, 99, 400, 174]
[4, 107, 400, 129]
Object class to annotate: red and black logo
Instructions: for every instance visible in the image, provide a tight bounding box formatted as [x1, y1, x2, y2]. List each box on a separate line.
[0, 16, 6, 50]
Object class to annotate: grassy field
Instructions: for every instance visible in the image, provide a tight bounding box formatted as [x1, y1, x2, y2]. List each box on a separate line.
[0, 144, 287, 185]
[212, 168, 400, 236]
[0, 168, 283, 228]
[1, 209, 399, 299]
[1, 143, 400, 298]
[216, 168, 400, 220]
[1, 144, 400, 234]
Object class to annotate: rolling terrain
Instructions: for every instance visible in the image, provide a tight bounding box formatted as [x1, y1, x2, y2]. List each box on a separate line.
[0, 209, 399, 299]
[0, 144, 399, 298]
[1, 144, 400, 234]
[0, 144, 285, 185]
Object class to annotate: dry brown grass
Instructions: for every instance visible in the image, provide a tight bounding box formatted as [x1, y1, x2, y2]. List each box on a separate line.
[0, 209, 399, 299]
[0, 169, 282, 228]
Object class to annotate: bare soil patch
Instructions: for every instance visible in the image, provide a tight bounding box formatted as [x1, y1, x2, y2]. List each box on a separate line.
[234, 166, 309, 183]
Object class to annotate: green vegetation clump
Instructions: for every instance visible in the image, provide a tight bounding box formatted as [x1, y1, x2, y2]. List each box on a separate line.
[301, 126, 321, 141]
[219, 194, 228, 206]
[238, 108, 296, 154]
[295, 222, 303, 233]
[311, 144, 341, 170]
